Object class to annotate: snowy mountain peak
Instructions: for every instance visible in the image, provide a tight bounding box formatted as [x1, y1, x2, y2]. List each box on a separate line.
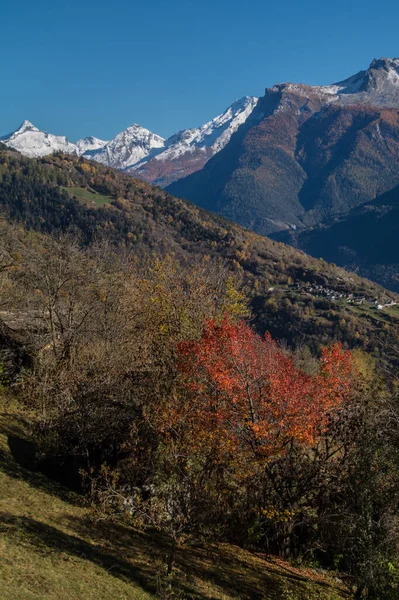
[369, 57, 399, 72]
[193, 95, 258, 152]
[126, 123, 147, 130]
[75, 136, 108, 156]
[1, 121, 76, 158]
[330, 58, 399, 93]
[15, 120, 40, 135]
[130, 96, 258, 170]
[118, 123, 165, 143]
[127, 96, 258, 187]
[267, 58, 399, 110]
[324, 57, 399, 107]
[228, 95, 258, 111]
[84, 124, 165, 170]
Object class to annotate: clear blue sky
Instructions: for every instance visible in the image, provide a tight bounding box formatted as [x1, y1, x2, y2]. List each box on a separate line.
[2, 0, 399, 141]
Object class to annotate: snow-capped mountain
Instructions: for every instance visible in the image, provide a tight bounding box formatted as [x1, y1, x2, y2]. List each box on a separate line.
[75, 136, 108, 156]
[1, 120, 76, 158]
[154, 96, 258, 161]
[0, 97, 257, 184]
[4, 58, 399, 188]
[326, 57, 399, 106]
[128, 96, 258, 187]
[168, 57, 399, 238]
[1, 119, 163, 169]
[86, 125, 165, 170]
[270, 57, 399, 109]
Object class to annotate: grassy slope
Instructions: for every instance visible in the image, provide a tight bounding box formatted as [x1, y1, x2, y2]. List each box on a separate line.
[61, 186, 113, 207]
[0, 397, 351, 600]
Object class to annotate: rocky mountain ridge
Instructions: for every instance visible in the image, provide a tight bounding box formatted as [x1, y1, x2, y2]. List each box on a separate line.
[129, 96, 258, 186]
[168, 58, 399, 237]
[0, 97, 258, 182]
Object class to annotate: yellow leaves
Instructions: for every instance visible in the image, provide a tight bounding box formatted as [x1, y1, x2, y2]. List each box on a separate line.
[159, 323, 169, 335]
[222, 277, 249, 320]
[351, 348, 375, 381]
[114, 197, 131, 211]
[266, 297, 279, 313]
[79, 162, 95, 173]
[261, 506, 298, 522]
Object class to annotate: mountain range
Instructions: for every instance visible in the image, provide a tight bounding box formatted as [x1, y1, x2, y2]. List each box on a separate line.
[166, 58, 399, 291]
[3, 58, 399, 292]
[0, 96, 258, 185]
[168, 58, 399, 233]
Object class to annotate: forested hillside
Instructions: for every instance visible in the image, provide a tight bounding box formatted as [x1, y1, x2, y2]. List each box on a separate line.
[276, 182, 399, 293]
[1, 147, 399, 364]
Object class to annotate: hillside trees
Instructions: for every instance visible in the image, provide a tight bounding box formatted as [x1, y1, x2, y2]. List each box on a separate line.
[139, 318, 399, 596]
[1, 148, 399, 365]
[3, 227, 391, 571]
[149, 318, 355, 557]
[17, 237, 247, 478]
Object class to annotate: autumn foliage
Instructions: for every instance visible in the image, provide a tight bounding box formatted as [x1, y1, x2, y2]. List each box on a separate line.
[177, 317, 353, 462]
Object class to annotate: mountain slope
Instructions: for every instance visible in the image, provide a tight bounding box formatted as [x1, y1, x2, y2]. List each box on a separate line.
[167, 58, 399, 237]
[129, 96, 258, 186]
[1, 148, 399, 365]
[276, 183, 399, 292]
[0, 396, 350, 600]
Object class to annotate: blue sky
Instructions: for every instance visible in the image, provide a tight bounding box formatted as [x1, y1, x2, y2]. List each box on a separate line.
[2, 0, 399, 141]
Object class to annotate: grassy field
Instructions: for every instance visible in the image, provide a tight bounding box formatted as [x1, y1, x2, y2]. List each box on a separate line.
[62, 186, 113, 207]
[0, 396, 352, 600]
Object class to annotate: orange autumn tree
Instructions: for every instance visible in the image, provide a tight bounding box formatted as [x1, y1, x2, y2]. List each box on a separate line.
[176, 316, 353, 464]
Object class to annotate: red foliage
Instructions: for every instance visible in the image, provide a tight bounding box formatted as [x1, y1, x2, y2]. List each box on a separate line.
[177, 317, 353, 460]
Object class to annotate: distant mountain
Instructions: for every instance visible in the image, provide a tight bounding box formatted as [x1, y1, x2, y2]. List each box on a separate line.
[0, 122, 108, 158]
[1, 97, 258, 186]
[86, 124, 165, 170]
[75, 136, 108, 156]
[0, 120, 76, 158]
[167, 58, 399, 236]
[128, 96, 258, 187]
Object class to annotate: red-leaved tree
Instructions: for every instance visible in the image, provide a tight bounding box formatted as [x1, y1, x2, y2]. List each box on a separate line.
[176, 317, 353, 464]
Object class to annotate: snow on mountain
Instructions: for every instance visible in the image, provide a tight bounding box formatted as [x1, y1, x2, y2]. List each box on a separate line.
[85, 124, 165, 170]
[0, 120, 77, 158]
[278, 58, 399, 108]
[1, 119, 164, 168]
[268, 58, 399, 114]
[131, 96, 258, 168]
[75, 136, 108, 156]
[4, 58, 398, 182]
[126, 96, 258, 186]
[332, 58, 399, 107]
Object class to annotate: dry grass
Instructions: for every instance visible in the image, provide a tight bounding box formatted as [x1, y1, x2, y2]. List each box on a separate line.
[0, 396, 352, 600]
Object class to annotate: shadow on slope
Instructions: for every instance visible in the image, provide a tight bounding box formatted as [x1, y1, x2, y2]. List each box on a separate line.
[0, 400, 352, 599]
